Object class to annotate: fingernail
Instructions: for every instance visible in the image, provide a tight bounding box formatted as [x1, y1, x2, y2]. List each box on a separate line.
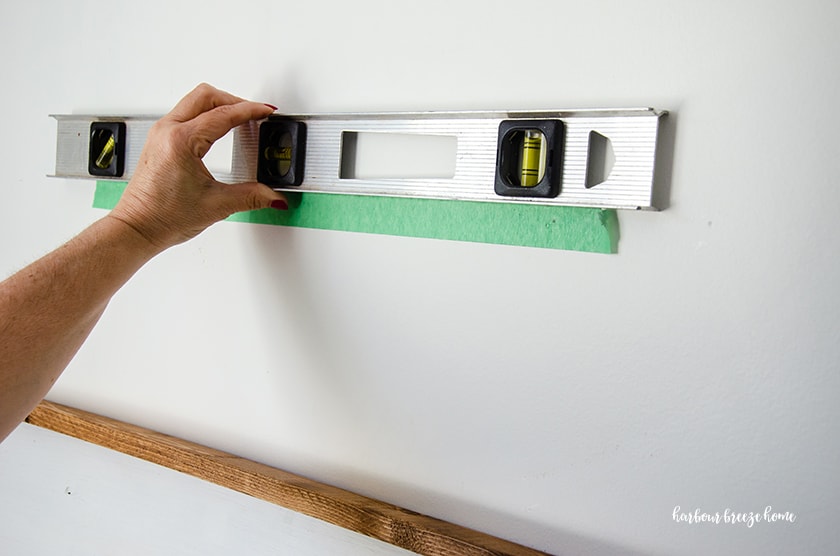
[271, 199, 288, 211]
[264, 103, 278, 111]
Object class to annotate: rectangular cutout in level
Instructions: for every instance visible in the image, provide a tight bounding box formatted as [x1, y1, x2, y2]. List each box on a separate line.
[340, 131, 457, 179]
[203, 129, 234, 176]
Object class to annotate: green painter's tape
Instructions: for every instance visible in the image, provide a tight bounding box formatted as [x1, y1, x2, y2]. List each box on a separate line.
[93, 181, 618, 253]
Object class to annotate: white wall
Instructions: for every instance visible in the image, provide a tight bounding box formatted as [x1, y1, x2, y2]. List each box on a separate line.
[1, 1, 838, 554]
[0, 424, 415, 555]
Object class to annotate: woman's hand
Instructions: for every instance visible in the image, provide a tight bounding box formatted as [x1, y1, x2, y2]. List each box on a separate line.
[109, 83, 287, 251]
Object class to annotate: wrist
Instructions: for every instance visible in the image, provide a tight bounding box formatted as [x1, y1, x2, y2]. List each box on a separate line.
[100, 213, 170, 261]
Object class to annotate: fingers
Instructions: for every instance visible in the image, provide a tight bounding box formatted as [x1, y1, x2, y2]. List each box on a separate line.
[188, 101, 275, 156]
[210, 181, 288, 217]
[111, 84, 288, 250]
[166, 87, 288, 215]
[167, 83, 246, 123]
[164, 83, 275, 159]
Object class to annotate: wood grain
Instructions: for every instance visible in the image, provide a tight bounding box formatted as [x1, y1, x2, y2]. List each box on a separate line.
[26, 401, 550, 556]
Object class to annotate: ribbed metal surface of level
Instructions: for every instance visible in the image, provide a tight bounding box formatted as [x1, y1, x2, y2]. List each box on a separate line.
[53, 108, 666, 210]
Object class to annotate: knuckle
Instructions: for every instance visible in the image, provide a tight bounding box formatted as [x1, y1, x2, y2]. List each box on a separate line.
[168, 124, 188, 143]
[213, 103, 236, 120]
[236, 185, 267, 211]
[194, 82, 214, 95]
[164, 126, 189, 152]
[145, 123, 193, 160]
[244, 189, 264, 211]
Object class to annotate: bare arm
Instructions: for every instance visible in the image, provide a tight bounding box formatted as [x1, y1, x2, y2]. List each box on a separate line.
[0, 84, 287, 441]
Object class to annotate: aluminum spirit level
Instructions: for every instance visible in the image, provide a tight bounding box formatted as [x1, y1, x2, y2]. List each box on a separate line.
[52, 108, 667, 210]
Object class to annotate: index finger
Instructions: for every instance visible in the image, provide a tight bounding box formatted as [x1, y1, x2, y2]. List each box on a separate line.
[187, 101, 274, 156]
[167, 83, 246, 123]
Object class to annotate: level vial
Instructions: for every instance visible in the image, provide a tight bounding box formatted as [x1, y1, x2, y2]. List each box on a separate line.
[519, 130, 546, 187]
[263, 145, 293, 177]
[94, 134, 116, 169]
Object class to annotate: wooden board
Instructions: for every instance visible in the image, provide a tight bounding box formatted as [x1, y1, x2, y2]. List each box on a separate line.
[26, 401, 549, 556]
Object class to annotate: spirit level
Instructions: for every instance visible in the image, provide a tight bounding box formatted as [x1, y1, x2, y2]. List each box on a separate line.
[52, 108, 667, 210]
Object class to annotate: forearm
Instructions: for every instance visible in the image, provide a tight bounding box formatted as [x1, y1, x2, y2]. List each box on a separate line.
[0, 215, 162, 440]
[0, 84, 284, 443]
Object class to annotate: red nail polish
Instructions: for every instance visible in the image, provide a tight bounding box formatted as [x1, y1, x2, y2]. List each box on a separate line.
[270, 200, 288, 210]
[264, 103, 278, 111]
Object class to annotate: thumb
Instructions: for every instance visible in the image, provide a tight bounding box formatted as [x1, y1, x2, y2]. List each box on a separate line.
[212, 181, 289, 216]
